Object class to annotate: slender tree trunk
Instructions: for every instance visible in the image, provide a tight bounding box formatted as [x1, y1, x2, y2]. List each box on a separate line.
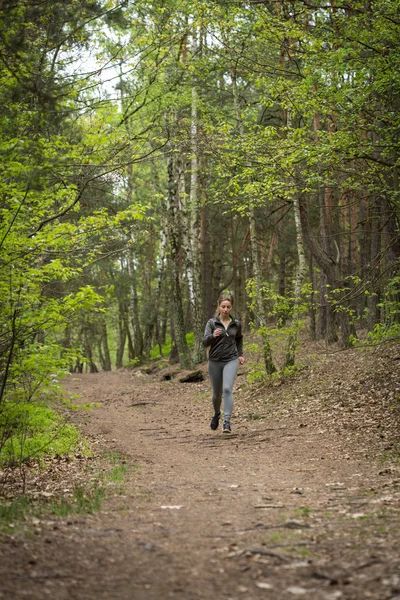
[128, 250, 144, 360]
[308, 254, 317, 340]
[166, 152, 192, 369]
[100, 316, 112, 371]
[367, 197, 382, 330]
[186, 46, 205, 364]
[82, 324, 98, 373]
[232, 68, 275, 373]
[285, 192, 307, 367]
[249, 208, 276, 374]
[124, 314, 135, 361]
[282, 106, 308, 367]
[320, 184, 338, 343]
[115, 306, 126, 370]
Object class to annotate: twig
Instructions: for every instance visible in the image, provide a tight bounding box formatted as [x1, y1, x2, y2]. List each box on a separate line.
[228, 547, 291, 562]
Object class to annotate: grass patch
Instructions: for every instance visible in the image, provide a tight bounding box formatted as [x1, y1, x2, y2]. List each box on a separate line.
[44, 485, 106, 518]
[295, 506, 312, 517]
[0, 452, 131, 532]
[107, 464, 128, 484]
[246, 413, 267, 421]
[0, 497, 31, 531]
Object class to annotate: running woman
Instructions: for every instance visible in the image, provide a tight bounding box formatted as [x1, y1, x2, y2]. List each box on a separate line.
[202, 293, 245, 433]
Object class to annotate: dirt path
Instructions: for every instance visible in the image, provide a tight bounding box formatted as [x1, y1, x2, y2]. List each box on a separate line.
[1, 357, 400, 600]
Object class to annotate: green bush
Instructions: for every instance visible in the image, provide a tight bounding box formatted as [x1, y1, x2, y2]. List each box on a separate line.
[149, 332, 194, 360]
[0, 402, 80, 467]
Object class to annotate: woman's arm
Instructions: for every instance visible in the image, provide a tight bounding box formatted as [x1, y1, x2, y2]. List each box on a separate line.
[202, 320, 214, 347]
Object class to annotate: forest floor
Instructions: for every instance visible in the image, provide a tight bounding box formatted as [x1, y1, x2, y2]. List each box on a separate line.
[1, 338, 400, 600]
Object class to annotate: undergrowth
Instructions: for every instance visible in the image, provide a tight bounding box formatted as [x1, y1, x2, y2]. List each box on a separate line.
[0, 451, 131, 533]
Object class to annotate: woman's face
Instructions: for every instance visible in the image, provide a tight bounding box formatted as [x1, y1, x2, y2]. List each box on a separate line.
[219, 301, 232, 318]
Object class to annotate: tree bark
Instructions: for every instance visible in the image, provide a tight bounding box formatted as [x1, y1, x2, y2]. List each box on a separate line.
[100, 316, 111, 371]
[115, 305, 126, 370]
[166, 152, 192, 369]
[285, 191, 307, 367]
[128, 250, 144, 360]
[186, 43, 205, 364]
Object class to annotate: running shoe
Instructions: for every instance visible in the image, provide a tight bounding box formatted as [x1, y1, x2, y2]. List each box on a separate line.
[210, 412, 220, 431]
[222, 421, 231, 434]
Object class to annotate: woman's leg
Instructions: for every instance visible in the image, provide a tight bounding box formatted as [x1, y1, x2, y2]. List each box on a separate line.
[222, 359, 239, 422]
[208, 360, 223, 415]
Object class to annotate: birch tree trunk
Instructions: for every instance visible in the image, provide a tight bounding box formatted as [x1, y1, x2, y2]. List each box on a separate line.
[285, 192, 307, 367]
[128, 249, 144, 359]
[283, 107, 308, 367]
[185, 37, 205, 364]
[115, 303, 126, 370]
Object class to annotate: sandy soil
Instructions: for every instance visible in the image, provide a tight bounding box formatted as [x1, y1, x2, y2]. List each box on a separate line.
[1, 345, 400, 600]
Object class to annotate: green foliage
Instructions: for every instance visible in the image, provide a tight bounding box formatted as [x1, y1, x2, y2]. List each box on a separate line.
[0, 0, 150, 477]
[246, 279, 312, 377]
[149, 332, 194, 360]
[49, 485, 106, 517]
[0, 0, 399, 485]
[0, 340, 88, 467]
[0, 484, 105, 531]
[0, 452, 131, 530]
[0, 402, 81, 467]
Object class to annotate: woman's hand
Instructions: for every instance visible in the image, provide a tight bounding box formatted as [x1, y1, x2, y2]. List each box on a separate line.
[239, 356, 245, 365]
[213, 328, 223, 338]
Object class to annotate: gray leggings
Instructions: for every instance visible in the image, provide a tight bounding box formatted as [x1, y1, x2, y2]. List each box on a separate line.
[208, 358, 239, 421]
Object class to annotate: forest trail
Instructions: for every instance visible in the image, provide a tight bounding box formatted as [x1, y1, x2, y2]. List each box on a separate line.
[2, 347, 400, 600]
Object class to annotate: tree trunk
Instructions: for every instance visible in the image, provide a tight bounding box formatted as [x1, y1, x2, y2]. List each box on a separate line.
[320, 180, 339, 344]
[249, 208, 276, 374]
[308, 254, 317, 340]
[166, 152, 192, 369]
[82, 324, 98, 373]
[115, 305, 126, 370]
[186, 49, 205, 364]
[285, 191, 307, 367]
[123, 314, 135, 361]
[232, 68, 275, 374]
[128, 250, 144, 360]
[367, 197, 382, 330]
[100, 316, 111, 371]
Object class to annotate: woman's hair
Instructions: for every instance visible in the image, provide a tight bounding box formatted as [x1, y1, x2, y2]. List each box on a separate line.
[216, 293, 234, 314]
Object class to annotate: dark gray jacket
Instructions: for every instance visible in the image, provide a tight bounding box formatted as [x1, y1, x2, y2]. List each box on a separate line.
[202, 315, 243, 362]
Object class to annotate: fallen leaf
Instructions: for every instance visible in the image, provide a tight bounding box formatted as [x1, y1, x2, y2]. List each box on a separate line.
[286, 586, 308, 595]
[256, 582, 273, 589]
